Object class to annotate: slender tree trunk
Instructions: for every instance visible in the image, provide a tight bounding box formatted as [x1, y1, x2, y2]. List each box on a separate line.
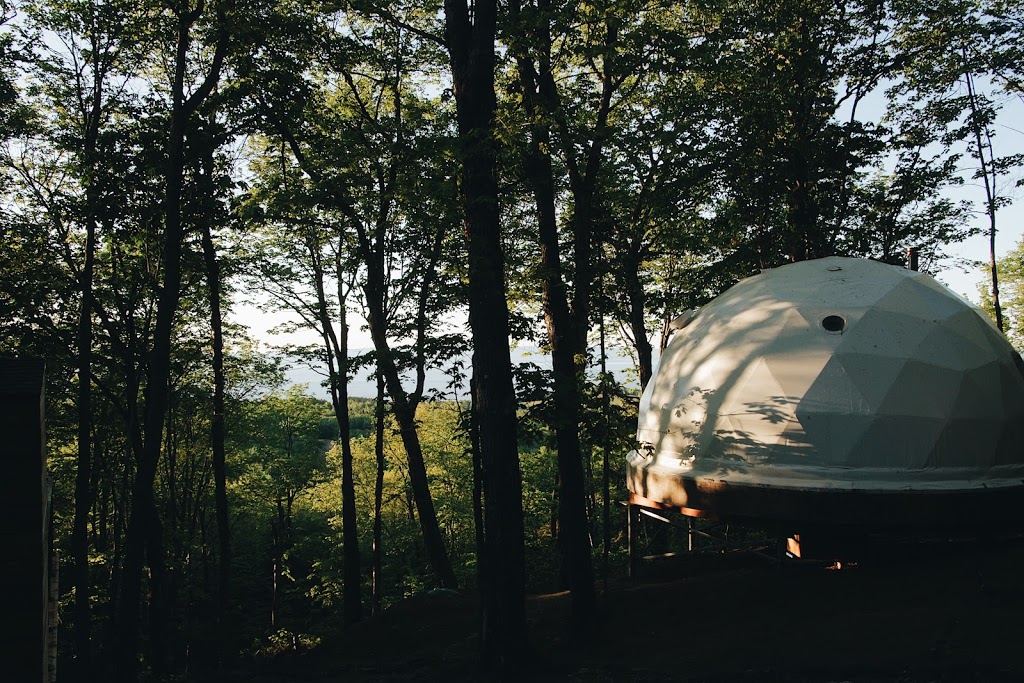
[72, 212, 96, 672]
[334, 275, 362, 626]
[73, 51, 107, 672]
[965, 67, 1003, 331]
[145, 512, 169, 672]
[348, 176, 454, 589]
[468, 374, 485, 590]
[271, 519, 280, 628]
[200, 216, 231, 653]
[510, 9, 597, 629]
[621, 248, 653, 390]
[372, 374, 386, 617]
[277, 62, 453, 593]
[363, 279, 457, 589]
[114, 7, 226, 678]
[599, 313, 611, 585]
[444, 0, 529, 669]
[115, 71, 187, 680]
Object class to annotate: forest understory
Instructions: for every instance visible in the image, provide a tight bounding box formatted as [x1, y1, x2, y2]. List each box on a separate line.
[206, 536, 1024, 682]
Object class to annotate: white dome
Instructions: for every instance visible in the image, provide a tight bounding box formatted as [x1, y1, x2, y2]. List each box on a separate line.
[629, 257, 1024, 517]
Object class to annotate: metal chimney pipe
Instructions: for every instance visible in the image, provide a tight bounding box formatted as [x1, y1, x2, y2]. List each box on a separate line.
[906, 246, 920, 272]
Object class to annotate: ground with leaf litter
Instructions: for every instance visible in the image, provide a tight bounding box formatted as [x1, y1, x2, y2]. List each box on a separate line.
[212, 537, 1024, 682]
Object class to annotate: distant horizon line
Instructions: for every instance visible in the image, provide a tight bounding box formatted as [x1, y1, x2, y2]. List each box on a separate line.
[285, 344, 643, 400]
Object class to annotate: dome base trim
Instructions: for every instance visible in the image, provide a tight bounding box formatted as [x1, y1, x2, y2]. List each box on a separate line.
[627, 450, 1024, 531]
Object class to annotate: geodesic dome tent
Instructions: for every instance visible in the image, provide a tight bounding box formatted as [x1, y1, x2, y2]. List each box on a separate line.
[627, 256, 1024, 528]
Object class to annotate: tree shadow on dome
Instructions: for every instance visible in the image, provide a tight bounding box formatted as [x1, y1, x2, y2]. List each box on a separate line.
[646, 300, 794, 451]
[743, 395, 800, 425]
[710, 396, 818, 470]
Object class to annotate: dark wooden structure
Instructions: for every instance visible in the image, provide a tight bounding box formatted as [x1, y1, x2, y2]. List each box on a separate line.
[0, 359, 54, 682]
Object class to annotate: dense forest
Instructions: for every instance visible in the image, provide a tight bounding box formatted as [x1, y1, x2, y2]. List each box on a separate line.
[0, 0, 1021, 679]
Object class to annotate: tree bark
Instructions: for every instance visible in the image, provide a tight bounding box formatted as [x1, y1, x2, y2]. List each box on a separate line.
[114, 6, 226, 679]
[965, 66, 1004, 331]
[363, 294, 457, 589]
[444, 0, 529, 669]
[72, 211, 96, 674]
[509, 0, 603, 630]
[72, 39, 108, 672]
[620, 248, 654, 390]
[199, 212, 231, 653]
[372, 374, 386, 617]
[332, 265, 362, 626]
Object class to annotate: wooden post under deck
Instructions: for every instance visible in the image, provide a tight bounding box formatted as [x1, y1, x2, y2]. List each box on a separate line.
[627, 501, 640, 579]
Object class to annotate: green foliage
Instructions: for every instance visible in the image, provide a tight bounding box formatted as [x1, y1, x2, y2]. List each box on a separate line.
[979, 238, 1024, 349]
[3, 0, 1022, 676]
[233, 385, 330, 500]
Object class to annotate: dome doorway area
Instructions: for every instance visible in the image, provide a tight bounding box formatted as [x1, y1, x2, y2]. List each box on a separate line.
[625, 257, 1024, 570]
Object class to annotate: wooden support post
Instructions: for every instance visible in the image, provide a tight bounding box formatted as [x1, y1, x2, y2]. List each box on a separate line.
[786, 534, 802, 559]
[627, 502, 640, 580]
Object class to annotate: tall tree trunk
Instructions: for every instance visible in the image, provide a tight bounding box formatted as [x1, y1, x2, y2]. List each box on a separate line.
[372, 374, 386, 617]
[199, 216, 231, 653]
[363, 305, 457, 589]
[301, 235, 363, 623]
[621, 248, 653, 390]
[72, 211, 96, 673]
[271, 519, 280, 628]
[444, 0, 529, 669]
[468, 374, 485, 591]
[72, 45, 107, 671]
[599, 313, 612, 586]
[965, 67, 1004, 331]
[114, 7, 226, 679]
[531, 148, 597, 627]
[350, 155, 453, 588]
[509, 0, 599, 629]
[115, 61, 185, 683]
[333, 270, 362, 626]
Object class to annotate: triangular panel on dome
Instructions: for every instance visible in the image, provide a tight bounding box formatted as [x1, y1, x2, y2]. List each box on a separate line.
[794, 410, 875, 466]
[914, 325, 972, 370]
[877, 360, 963, 419]
[993, 418, 1024, 466]
[976, 313, 1020, 352]
[716, 410, 802, 464]
[763, 349, 834, 404]
[914, 275, 979, 309]
[930, 417, 1001, 469]
[717, 357, 786, 414]
[834, 352, 908, 412]
[944, 310, 1004, 368]
[874, 278, 940, 317]
[764, 427, 816, 468]
[678, 341, 743, 394]
[998, 361, 1024, 418]
[953, 362, 1004, 419]
[835, 307, 934, 359]
[881, 277, 968, 321]
[804, 266, 901, 308]
[798, 355, 873, 416]
[843, 414, 947, 469]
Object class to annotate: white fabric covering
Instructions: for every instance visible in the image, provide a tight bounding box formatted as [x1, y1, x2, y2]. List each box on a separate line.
[634, 256, 1024, 491]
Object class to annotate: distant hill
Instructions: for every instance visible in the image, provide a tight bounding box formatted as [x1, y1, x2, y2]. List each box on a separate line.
[285, 345, 641, 399]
